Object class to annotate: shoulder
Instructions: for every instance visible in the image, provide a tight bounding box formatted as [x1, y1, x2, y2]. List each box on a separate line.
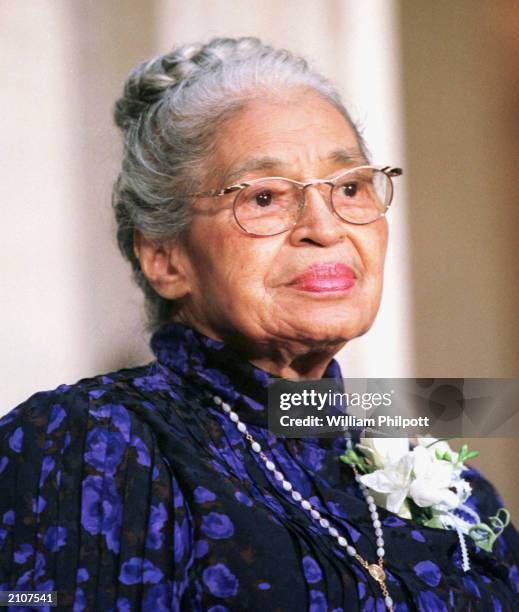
[0, 364, 194, 603]
[0, 361, 187, 484]
[1, 361, 175, 439]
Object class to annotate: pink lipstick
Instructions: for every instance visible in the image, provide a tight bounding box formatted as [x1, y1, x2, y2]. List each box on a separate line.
[288, 262, 356, 293]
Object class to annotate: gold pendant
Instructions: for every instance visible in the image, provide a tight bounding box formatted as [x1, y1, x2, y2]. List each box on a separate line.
[367, 563, 386, 583]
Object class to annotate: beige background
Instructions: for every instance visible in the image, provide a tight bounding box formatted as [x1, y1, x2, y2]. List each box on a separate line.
[1, 1, 518, 517]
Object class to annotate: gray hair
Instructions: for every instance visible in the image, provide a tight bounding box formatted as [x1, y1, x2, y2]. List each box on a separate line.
[112, 36, 366, 333]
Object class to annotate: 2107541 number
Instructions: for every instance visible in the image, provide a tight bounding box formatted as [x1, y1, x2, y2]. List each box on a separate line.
[0, 591, 57, 606]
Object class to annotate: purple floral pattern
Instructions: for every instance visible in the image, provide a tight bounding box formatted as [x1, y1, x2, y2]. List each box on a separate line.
[0, 322, 518, 609]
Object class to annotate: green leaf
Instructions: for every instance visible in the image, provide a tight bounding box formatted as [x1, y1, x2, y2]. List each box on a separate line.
[339, 455, 353, 465]
[408, 498, 433, 522]
[422, 517, 443, 529]
[464, 450, 480, 460]
[356, 462, 368, 474]
[339, 452, 370, 474]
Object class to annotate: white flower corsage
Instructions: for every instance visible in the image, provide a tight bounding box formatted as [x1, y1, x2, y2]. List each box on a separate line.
[340, 437, 510, 570]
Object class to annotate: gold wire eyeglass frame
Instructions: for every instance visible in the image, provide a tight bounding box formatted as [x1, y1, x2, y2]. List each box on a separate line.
[182, 165, 403, 237]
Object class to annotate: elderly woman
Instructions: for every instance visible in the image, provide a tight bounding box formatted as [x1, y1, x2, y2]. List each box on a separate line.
[1, 37, 518, 611]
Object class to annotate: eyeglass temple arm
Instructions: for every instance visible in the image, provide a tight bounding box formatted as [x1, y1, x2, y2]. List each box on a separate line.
[382, 166, 403, 177]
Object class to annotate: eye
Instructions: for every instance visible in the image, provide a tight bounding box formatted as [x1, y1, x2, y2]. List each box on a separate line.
[254, 191, 273, 207]
[342, 182, 359, 198]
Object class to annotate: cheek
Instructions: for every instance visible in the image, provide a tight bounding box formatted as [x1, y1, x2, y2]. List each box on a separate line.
[187, 221, 281, 300]
[362, 223, 388, 275]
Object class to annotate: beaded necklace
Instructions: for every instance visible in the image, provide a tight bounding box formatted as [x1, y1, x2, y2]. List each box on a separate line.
[212, 394, 394, 611]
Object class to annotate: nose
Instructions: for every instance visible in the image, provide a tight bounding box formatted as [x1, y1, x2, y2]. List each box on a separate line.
[288, 183, 348, 247]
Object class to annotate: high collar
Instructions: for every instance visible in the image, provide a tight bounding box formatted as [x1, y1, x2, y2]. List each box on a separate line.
[150, 322, 344, 428]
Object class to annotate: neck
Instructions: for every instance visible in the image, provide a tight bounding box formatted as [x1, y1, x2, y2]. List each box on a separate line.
[247, 348, 341, 380]
[175, 314, 345, 380]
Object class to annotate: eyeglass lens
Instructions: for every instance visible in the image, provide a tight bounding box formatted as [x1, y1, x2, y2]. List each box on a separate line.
[234, 167, 392, 236]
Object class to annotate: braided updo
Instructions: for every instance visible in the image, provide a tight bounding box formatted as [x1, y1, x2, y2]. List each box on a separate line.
[112, 36, 364, 333]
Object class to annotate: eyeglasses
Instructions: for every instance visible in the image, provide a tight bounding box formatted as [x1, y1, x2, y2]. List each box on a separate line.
[185, 165, 403, 237]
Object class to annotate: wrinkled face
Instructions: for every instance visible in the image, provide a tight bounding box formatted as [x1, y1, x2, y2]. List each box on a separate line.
[174, 90, 389, 357]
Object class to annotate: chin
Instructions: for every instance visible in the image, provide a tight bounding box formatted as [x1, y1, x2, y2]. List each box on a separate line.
[291, 312, 373, 345]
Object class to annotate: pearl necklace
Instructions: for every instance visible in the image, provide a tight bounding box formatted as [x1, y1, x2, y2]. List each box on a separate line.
[212, 395, 394, 611]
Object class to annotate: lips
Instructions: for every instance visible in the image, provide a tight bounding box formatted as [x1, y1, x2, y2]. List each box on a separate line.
[288, 262, 357, 292]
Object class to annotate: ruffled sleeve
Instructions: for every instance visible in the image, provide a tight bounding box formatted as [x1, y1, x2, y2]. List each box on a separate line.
[0, 384, 195, 611]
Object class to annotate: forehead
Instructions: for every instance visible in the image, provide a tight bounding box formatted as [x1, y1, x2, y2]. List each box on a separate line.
[211, 90, 364, 182]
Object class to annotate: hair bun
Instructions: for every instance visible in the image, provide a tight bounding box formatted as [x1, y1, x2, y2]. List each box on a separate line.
[114, 56, 176, 131]
[113, 38, 266, 131]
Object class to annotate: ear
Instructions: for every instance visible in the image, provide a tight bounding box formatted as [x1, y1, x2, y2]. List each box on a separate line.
[133, 229, 191, 300]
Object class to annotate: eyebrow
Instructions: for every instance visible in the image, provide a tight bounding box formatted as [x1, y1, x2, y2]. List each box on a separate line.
[223, 148, 368, 185]
[328, 148, 369, 167]
[223, 157, 285, 185]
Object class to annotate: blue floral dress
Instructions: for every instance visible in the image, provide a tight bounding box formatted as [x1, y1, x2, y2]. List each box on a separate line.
[1, 322, 518, 611]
